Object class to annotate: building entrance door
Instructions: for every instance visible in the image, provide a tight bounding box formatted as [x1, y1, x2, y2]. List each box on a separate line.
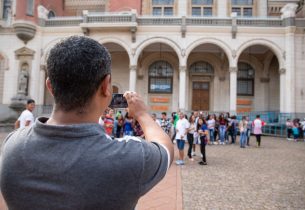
[192, 82, 209, 111]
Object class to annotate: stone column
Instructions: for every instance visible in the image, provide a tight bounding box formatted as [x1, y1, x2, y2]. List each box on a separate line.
[229, 67, 237, 113]
[281, 3, 298, 113]
[257, 0, 268, 17]
[279, 68, 286, 113]
[179, 66, 186, 111]
[284, 29, 296, 113]
[129, 65, 137, 92]
[177, 0, 187, 16]
[217, 0, 227, 17]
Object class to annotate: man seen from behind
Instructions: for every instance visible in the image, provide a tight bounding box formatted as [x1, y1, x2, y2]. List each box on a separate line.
[0, 36, 174, 210]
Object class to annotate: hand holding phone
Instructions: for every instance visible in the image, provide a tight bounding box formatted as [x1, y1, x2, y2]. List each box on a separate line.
[109, 94, 128, 109]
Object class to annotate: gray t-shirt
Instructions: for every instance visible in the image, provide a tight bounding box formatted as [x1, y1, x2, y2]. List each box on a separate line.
[0, 117, 169, 210]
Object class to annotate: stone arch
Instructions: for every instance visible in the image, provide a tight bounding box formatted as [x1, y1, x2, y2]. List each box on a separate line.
[134, 37, 182, 66]
[0, 52, 9, 103]
[236, 39, 284, 70]
[98, 37, 132, 65]
[140, 51, 179, 75]
[238, 54, 264, 74]
[187, 53, 224, 75]
[112, 82, 123, 93]
[185, 38, 233, 67]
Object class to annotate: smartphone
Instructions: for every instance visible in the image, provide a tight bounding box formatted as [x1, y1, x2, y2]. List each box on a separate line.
[109, 94, 128, 109]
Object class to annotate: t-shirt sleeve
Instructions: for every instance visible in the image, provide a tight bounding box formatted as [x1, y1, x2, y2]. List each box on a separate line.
[138, 141, 169, 196]
[24, 112, 33, 121]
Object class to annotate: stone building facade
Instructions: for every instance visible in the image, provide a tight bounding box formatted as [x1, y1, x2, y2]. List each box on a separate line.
[0, 0, 304, 116]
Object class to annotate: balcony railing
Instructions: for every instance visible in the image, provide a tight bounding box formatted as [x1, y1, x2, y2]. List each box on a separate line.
[186, 17, 232, 26]
[42, 16, 83, 27]
[236, 17, 283, 27]
[87, 13, 133, 23]
[39, 12, 302, 28]
[137, 16, 182, 25]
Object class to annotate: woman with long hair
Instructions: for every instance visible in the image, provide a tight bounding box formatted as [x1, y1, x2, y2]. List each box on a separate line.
[197, 117, 208, 165]
[187, 114, 196, 161]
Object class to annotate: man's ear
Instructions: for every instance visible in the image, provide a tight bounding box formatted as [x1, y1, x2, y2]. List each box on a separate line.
[100, 74, 112, 97]
[46, 78, 54, 96]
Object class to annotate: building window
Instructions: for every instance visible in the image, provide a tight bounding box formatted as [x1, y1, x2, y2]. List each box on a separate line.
[112, 85, 119, 94]
[190, 61, 214, 74]
[26, 0, 34, 16]
[152, 0, 174, 16]
[148, 61, 173, 93]
[232, 0, 253, 5]
[237, 62, 254, 96]
[3, 0, 11, 19]
[48, 11, 56, 19]
[191, 0, 213, 16]
[231, 0, 253, 17]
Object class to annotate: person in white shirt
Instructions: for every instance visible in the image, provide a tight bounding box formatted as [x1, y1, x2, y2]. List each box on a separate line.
[175, 112, 190, 165]
[152, 113, 161, 126]
[14, 99, 35, 129]
[207, 115, 216, 144]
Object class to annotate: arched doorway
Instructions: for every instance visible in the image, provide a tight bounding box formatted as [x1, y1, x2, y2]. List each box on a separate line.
[190, 61, 214, 111]
[136, 42, 179, 113]
[236, 45, 280, 112]
[103, 43, 130, 94]
[187, 43, 229, 112]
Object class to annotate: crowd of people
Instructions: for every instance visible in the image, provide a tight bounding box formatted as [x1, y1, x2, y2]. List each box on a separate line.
[286, 118, 305, 141]
[99, 109, 271, 166]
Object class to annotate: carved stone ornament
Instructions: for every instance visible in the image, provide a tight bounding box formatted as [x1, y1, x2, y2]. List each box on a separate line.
[15, 47, 35, 60]
[232, 50, 236, 58]
[219, 76, 225, 81]
[179, 66, 187, 72]
[13, 21, 37, 44]
[279, 68, 286, 74]
[229, 67, 238, 73]
[181, 49, 186, 57]
[130, 65, 137, 71]
[281, 3, 298, 19]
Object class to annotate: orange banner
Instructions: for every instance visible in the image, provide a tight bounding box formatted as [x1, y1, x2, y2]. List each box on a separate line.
[150, 97, 170, 103]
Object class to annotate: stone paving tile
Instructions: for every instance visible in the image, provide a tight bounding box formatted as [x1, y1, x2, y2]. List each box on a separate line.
[181, 137, 305, 210]
[137, 148, 182, 210]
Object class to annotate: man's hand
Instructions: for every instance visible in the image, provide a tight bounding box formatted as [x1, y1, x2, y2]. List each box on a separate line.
[123, 91, 174, 165]
[123, 91, 148, 120]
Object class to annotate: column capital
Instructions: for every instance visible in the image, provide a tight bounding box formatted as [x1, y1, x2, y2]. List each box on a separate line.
[179, 66, 187, 72]
[279, 68, 286, 75]
[229, 67, 237, 73]
[129, 65, 137, 71]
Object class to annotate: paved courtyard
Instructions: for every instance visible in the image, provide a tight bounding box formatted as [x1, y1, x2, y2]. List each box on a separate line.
[181, 137, 305, 210]
[0, 132, 304, 209]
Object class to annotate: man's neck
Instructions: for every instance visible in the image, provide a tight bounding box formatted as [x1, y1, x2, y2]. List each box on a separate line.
[47, 106, 101, 125]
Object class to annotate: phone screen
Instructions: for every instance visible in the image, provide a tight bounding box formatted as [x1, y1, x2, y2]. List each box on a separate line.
[109, 94, 128, 109]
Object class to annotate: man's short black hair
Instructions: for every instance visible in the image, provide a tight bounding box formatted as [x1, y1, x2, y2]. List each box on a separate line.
[27, 99, 35, 104]
[47, 36, 111, 111]
[162, 112, 166, 116]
